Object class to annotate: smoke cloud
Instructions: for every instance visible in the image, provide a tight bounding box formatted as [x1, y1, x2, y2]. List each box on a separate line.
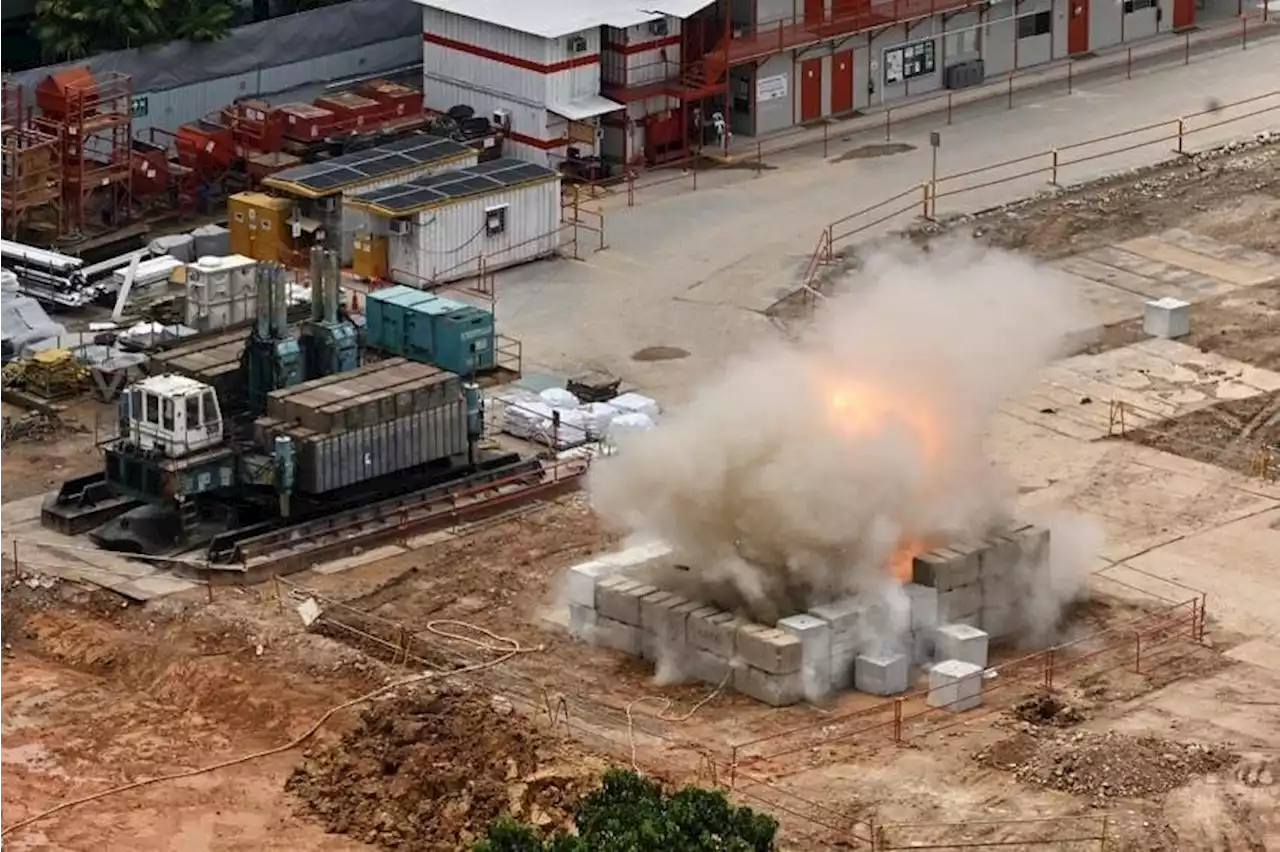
[588, 238, 1099, 634]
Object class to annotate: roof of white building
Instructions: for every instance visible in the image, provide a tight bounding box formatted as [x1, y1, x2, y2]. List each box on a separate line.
[410, 0, 716, 39]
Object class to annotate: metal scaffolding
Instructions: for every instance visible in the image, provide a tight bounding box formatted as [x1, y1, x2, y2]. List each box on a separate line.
[1, 80, 65, 240]
[31, 68, 134, 239]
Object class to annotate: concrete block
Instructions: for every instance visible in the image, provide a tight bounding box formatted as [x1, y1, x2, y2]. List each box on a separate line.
[904, 583, 938, 630]
[909, 629, 934, 665]
[687, 608, 742, 658]
[640, 593, 696, 659]
[936, 623, 990, 668]
[977, 535, 1022, 580]
[937, 584, 982, 622]
[639, 590, 676, 628]
[778, 614, 833, 702]
[734, 665, 803, 707]
[687, 648, 734, 685]
[593, 616, 641, 655]
[595, 576, 644, 626]
[736, 625, 802, 674]
[569, 603, 597, 639]
[1144, 297, 1190, 339]
[565, 559, 616, 608]
[809, 597, 865, 642]
[1013, 525, 1051, 571]
[830, 646, 858, 690]
[912, 547, 979, 591]
[927, 659, 984, 712]
[620, 583, 658, 626]
[854, 652, 910, 696]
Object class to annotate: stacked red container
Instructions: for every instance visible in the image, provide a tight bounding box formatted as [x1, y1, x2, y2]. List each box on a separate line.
[314, 92, 390, 131]
[175, 121, 235, 173]
[357, 80, 424, 121]
[223, 99, 286, 154]
[276, 103, 337, 142]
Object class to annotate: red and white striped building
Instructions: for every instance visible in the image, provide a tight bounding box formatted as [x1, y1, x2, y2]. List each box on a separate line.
[414, 0, 726, 167]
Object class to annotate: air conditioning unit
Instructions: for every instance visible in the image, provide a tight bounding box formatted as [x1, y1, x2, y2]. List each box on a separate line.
[567, 35, 588, 53]
[389, 219, 411, 236]
[322, 196, 339, 213]
[648, 19, 669, 36]
[491, 108, 512, 131]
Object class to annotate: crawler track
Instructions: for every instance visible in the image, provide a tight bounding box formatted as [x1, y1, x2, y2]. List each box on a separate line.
[203, 457, 587, 581]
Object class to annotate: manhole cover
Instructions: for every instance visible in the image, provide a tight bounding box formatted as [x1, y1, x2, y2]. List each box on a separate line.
[631, 345, 690, 362]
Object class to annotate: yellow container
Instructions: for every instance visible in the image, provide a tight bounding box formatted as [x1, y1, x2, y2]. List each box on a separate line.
[352, 232, 389, 280]
[228, 192, 295, 262]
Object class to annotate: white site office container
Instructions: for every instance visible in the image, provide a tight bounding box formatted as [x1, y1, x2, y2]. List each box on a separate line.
[347, 158, 563, 286]
[185, 254, 259, 332]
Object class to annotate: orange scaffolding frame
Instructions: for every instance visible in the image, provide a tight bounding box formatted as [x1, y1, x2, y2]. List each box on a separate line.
[1, 80, 65, 240]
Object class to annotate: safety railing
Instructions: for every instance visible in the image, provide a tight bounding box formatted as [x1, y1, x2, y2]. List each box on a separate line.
[574, 13, 1277, 207]
[791, 88, 1280, 307]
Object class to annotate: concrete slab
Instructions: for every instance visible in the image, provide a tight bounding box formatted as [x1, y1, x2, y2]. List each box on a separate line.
[1119, 234, 1280, 288]
[1084, 246, 1240, 301]
[311, 544, 406, 575]
[1157, 228, 1280, 275]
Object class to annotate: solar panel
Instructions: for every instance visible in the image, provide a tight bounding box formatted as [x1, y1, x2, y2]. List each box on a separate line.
[352, 152, 416, 178]
[348, 157, 559, 215]
[267, 134, 472, 194]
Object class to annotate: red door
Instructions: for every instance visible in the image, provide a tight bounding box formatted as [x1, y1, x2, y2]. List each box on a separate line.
[831, 50, 854, 115]
[800, 57, 822, 123]
[804, 0, 824, 26]
[1172, 0, 1194, 28]
[1067, 0, 1089, 55]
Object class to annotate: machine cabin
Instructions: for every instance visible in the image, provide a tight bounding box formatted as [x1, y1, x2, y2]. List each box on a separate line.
[121, 375, 224, 458]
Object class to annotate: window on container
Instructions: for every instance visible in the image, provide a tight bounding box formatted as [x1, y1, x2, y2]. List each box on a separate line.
[145, 392, 159, 424]
[1017, 11, 1051, 38]
[945, 27, 979, 57]
[202, 390, 219, 425]
[162, 398, 175, 431]
[186, 395, 201, 428]
[1123, 0, 1156, 11]
[485, 205, 508, 236]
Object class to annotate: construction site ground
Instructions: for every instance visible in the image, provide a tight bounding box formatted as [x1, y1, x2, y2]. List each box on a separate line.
[5, 46, 1280, 852]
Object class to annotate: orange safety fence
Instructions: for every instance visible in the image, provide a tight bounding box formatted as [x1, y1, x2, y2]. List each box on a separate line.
[267, 565, 1212, 848]
[570, 12, 1276, 207]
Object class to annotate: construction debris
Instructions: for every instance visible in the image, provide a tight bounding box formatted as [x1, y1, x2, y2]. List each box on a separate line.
[1, 411, 83, 444]
[2, 349, 88, 399]
[975, 729, 1236, 803]
[285, 685, 603, 851]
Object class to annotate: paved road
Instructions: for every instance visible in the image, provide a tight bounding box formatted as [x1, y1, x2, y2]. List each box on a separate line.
[491, 42, 1279, 403]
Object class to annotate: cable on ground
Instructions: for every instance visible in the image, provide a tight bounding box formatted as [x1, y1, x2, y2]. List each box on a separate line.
[625, 667, 733, 771]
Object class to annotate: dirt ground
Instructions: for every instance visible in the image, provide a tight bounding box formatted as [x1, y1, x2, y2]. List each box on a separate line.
[5, 143, 1280, 851]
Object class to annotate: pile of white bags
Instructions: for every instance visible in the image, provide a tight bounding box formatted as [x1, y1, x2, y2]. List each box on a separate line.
[497, 385, 663, 451]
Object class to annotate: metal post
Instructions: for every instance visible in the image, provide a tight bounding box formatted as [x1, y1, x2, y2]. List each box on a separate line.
[755, 140, 762, 176]
[920, 182, 929, 217]
[1242, 15, 1247, 49]
[729, 745, 738, 789]
[1051, 148, 1059, 185]
[572, 182, 581, 220]
[946, 90, 953, 124]
[1126, 47, 1132, 79]
[1007, 71, 1014, 108]
[1177, 117, 1185, 154]
[885, 107, 891, 141]
[1044, 646, 1056, 689]
[1133, 632, 1142, 673]
[692, 149, 699, 191]
[823, 121, 829, 158]
[1184, 31, 1190, 64]
[1067, 60, 1073, 94]
[824, 225, 834, 261]
[627, 172, 635, 207]
[893, 697, 904, 743]
[11, 538, 17, 570]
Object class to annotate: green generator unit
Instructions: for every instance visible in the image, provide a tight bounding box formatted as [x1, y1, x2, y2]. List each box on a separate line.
[431, 303, 495, 376]
[364, 285, 438, 363]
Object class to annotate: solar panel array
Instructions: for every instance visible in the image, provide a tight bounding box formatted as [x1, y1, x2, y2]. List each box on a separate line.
[265, 135, 472, 196]
[351, 158, 558, 216]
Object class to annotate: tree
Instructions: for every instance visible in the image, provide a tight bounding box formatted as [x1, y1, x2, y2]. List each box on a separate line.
[474, 769, 779, 852]
[33, 0, 234, 61]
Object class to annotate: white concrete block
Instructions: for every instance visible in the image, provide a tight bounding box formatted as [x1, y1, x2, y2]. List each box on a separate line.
[687, 608, 742, 657]
[734, 665, 803, 707]
[778, 614, 833, 703]
[595, 576, 644, 625]
[936, 623, 990, 668]
[912, 547, 979, 590]
[687, 648, 734, 685]
[593, 616, 641, 655]
[1013, 525, 1051, 571]
[927, 659, 984, 712]
[736, 625, 802, 674]
[904, 583, 938, 630]
[809, 598, 865, 642]
[596, 540, 674, 569]
[854, 652, 910, 696]
[1143, 297, 1190, 339]
[830, 646, 857, 690]
[909, 628, 934, 665]
[977, 535, 1021, 580]
[937, 584, 982, 622]
[565, 559, 615, 608]
[569, 603, 597, 639]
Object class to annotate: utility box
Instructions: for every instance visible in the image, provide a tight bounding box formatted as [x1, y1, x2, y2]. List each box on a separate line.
[352, 233, 390, 280]
[186, 254, 258, 332]
[365, 284, 439, 361]
[1144, 297, 1190, 339]
[431, 304, 495, 376]
[228, 192, 295, 262]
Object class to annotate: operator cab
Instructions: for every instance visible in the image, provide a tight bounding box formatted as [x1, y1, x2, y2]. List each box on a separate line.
[120, 374, 223, 457]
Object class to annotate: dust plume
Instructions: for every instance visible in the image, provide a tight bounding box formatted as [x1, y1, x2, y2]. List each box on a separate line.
[588, 238, 1098, 633]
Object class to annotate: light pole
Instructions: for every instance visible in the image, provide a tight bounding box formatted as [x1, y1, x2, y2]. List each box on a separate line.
[929, 131, 941, 219]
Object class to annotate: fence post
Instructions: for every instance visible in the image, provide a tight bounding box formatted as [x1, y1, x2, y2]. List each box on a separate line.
[729, 745, 739, 790]
[597, 214, 606, 251]
[1067, 61, 1073, 95]
[755, 140, 762, 176]
[824, 225, 834, 261]
[1133, 631, 1142, 674]
[947, 90, 953, 124]
[572, 183, 581, 220]
[885, 107, 891, 141]
[920, 182, 929, 217]
[627, 172, 635, 207]
[1184, 30, 1190, 65]
[1242, 15, 1247, 49]
[1050, 148, 1059, 186]
[1197, 593, 1208, 642]
[1176, 117, 1185, 154]
[893, 697, 904, 743]
[692, 149, 699, 191]
[1044, 646, 1056, 689]
[823, 121, 829, 158]
[1007, 71, 1014, 108]
[10, 538, 17, 571]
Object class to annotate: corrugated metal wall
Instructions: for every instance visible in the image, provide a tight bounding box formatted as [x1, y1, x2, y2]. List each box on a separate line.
[545, 28, 602, 106]
[423, 6, 552, 107]
[385, 178, 562, 285]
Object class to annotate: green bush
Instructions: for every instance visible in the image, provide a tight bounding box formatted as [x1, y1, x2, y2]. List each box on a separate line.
[474, 768, 778, 852]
